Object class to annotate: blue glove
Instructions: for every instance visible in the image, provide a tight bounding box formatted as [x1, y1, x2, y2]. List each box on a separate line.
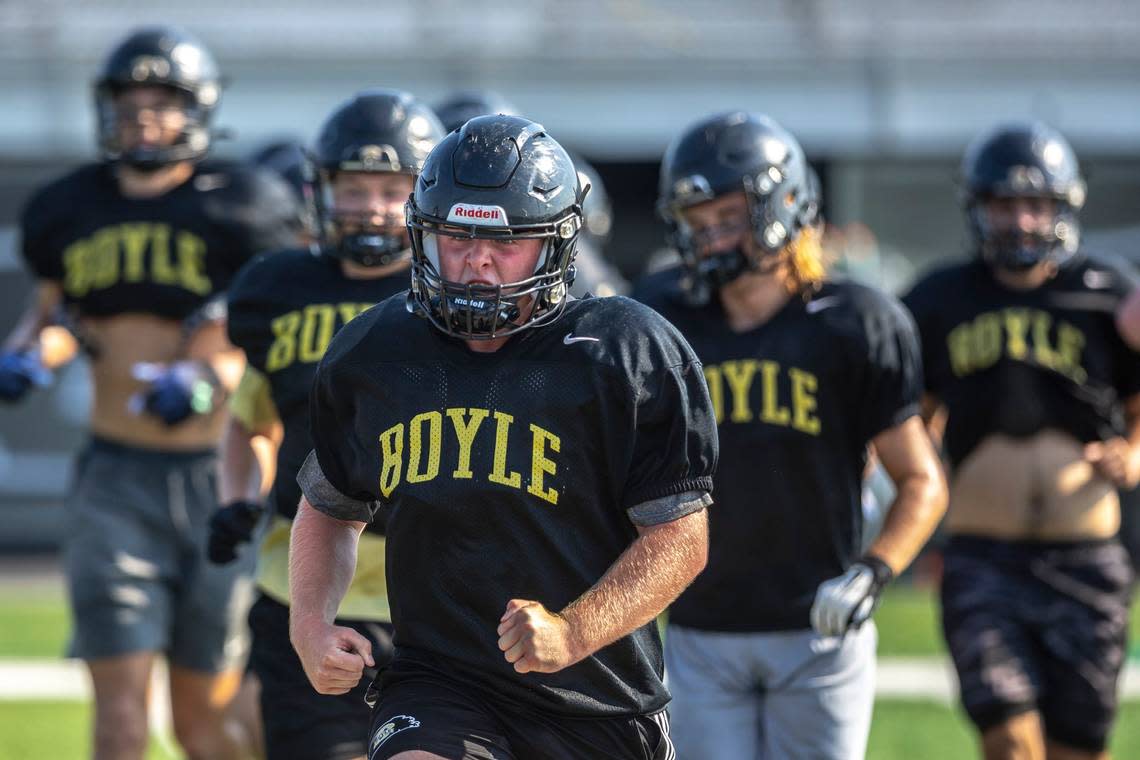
[131, 362, 218, 426]
[208, 500, 264, 564]
[0, 350, 52, 403]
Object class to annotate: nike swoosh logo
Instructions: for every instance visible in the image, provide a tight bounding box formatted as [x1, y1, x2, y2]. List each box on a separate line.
[563, 333, 600, 345]
[805, 295, 842, 313]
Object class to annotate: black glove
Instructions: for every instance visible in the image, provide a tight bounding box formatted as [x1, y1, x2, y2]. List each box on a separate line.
[208, 500, 264, 564]
[0, 350, 51, 403]
[132, 361, 218, 426]
[809, 555, 895, 637]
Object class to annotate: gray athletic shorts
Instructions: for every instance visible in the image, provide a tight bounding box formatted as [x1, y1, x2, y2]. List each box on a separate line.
[665, 623, 877, 760]
[62, 436, 255, 672]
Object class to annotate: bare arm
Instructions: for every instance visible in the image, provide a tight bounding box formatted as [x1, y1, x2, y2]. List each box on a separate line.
[288, 497, 374, 694]
[217, 415, 281, 503]
[867, 415, 949, 575]
[289, 496, 367, 630]
[497, 507, 708, 674]
[919, 392, 947, 450]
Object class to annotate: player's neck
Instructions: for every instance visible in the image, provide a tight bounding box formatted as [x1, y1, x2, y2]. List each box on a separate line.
[116, 162, 194, 199]
[719, 268, 793, 333]
[465, 337, 508, 353]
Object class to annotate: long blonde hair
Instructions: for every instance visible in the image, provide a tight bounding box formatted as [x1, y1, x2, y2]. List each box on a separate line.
[780, 224, 828, 295]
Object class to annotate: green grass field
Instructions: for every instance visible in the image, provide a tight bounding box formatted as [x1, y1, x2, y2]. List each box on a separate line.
[0, 699, 1136, 760]
[2, 583, 1140, 759]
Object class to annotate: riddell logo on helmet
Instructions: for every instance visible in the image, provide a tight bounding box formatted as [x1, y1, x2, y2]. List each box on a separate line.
[447, 204, 509, 226]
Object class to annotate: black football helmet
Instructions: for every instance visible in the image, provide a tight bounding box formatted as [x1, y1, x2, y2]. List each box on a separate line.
[658, 111, 818, 304]
[95, 26, 222, 169]
[406, 115, 585, 340]
[248, 138, 317, 240]
[961, 122, 1086, 270]
[568, 152, 614, 253]
[313, 89, 446, 267]
[433, 89, 519, 134]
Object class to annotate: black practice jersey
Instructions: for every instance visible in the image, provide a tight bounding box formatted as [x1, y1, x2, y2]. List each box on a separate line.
[20, 161, 298, 320]
[226, 249, 409, 532]
[634, 267, 922, 632]
[302, 295, 717, 717]
[903, 255, 1140, 468]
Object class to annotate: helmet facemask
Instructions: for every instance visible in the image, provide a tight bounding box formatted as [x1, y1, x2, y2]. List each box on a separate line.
[663, 172, 817, 306]
[968, 192, 1083, 271]
[407, 206, 581, 340]
[96, 82, 217, 171]
[318, 169, 413, 268]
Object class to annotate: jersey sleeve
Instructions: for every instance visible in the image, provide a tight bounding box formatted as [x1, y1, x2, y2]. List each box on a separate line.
[215, 168, 302, 278]
[229, 365, 279, 432]
[621, 351, 718, 524]
[297, 351, 383, 523]
[225, 255, 275, 372]
[18, 185, 65, 281]
[1099, 259, 1140, 399]
[901, 276, 940, 396]
[857, 292, 924, 441]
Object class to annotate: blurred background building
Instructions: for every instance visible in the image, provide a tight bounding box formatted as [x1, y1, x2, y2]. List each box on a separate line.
[3, 0, 1140, 547]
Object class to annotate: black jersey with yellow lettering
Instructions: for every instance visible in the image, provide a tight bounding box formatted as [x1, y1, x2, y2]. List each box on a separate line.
[634, 266, 922, 632]
[903, 255, 1140, 468]
[227, 249, 407, 532]
[304, 294, 717, 717]
[19, 160, 298, 320]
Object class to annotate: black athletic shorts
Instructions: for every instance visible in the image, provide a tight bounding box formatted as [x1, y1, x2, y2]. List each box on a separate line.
[248, 594, 395, 760]
[365, 662, 674, 760]
[940, 534, 1133, 752]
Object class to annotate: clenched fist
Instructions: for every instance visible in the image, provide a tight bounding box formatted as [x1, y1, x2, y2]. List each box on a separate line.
[291, 619, 375, 695]
[497, 599, 584, 674]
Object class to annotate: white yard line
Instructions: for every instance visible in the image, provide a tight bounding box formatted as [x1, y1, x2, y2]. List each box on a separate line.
[3, 657, 1140, 701]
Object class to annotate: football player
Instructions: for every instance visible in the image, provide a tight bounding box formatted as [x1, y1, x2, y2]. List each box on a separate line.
[0, 26, 298, 760]
[211, 89, 446, 760]
[634, 111, 948, 760]
[903, 122, 1140, 760]
[288, 115, 718, 759]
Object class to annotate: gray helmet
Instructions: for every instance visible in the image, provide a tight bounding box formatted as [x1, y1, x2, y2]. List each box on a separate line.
[94, 26, 222, 169]
[406, 115, 585, 339]
[961, 121, 1085, 270]
[313, 89, 446, 267]
[658, 111, 818, 303]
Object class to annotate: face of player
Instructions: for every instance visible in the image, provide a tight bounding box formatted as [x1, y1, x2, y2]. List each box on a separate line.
[678, 191, 757, 258]
[434, 234, 544, 293]
[331, 171, 415, 239]
[982, 195, 1058, 245]
[113, 85, 189, 154]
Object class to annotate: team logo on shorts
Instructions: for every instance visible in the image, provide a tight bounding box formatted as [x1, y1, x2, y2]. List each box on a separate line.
[370, 714, 421, 755]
